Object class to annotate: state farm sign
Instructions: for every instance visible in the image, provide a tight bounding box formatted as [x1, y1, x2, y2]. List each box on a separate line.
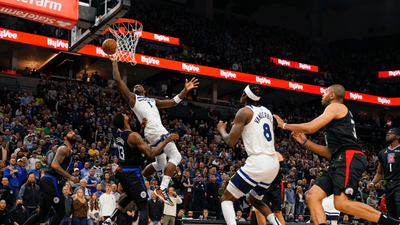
[0, 0, 78, 29]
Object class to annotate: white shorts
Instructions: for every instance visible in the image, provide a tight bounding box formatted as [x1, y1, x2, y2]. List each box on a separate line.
[144, 129, 180, 169]
[322, 195, 340, 217]
[227, 154, 279, 200]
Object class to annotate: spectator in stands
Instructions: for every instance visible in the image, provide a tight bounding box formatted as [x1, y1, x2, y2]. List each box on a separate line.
[296, 185, 305, 216]
[100, 172, 114, 192]
[85, 168, 99, 195]
[0, 200, 10, 225]
[16, 159, 27, 186]
[74, 179, 91, 200]
[18, 172, 39, 215]
[339, 214, 351, 225]
[0, 141, 10, 162]
[148, 192, 163, 225]
[111, 184, 120, 203]
[0, 177, 13, 210]
[235, 210, 245, 221]
[61, 185, 73, 225]
[285, 183, 295, 218]
[9, 198, 29, 225]
[193, 174, 206, 211]
[28, 161, 41, 181]
[73, 189, 89, 225]
[87, 192, 101, 225]
[206, 174, 220, 219]
[4, 158, 21, 205]
[95, 184, 103, 199]
[199, 209, 209, 220]
[99, 184, 116, 223]
[182, 171, 193, 212]
[163, 187, 182, 225]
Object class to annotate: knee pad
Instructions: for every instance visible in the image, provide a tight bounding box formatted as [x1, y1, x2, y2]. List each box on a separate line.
[152, 153, 167, 171]
[166, 145, 181, 166]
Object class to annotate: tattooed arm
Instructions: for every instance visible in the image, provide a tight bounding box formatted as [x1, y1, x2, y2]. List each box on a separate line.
[51, 146, 79, 183]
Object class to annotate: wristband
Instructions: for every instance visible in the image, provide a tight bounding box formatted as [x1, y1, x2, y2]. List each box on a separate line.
[302, 139, 308, 145]
[283, 123, 287, 129]
[173, 95, 182, 103]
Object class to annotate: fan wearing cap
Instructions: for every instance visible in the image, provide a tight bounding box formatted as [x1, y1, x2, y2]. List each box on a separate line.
[24, 129, 80, 225]
[217, 84, 281, 225]
[101, 112, 179, 225]
[370, 128, 400, 220]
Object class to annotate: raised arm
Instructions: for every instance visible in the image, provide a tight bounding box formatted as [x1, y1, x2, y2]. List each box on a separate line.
[217, 107, 252, 147]
[128, 132, 179, 158]
[155, 78, 199, 108]
[51, 146, 79, 183]
[109, 56, 136, 108]
[291, 132, 331, 158]
[273, 103, 347, 134]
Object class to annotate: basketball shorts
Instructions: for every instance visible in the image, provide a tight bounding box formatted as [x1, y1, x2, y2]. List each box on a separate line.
[116, 167, 148, 203]
[322, 195, 340, 220]
[38, 175, 65, 207]
[145, 130, 178, 157]
[227, 154, 279, 200]
[261, 182, 284, 211]
[315, 150, 366, 197]
[384, 180, 400, 219]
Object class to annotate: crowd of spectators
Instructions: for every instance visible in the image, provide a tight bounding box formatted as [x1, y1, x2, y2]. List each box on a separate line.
[0, 75, 392, 225]
[2, 1, 400, 97]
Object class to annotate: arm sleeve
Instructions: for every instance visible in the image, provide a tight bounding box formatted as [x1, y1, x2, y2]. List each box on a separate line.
[175, 195, 183, 204]
[18, 185, 26, 200]
[4, 168, 11, 178]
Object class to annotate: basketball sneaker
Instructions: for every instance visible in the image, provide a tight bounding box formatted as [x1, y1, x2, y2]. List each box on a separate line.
[155, 188, 174, 206]
[103, 218, 115, 225]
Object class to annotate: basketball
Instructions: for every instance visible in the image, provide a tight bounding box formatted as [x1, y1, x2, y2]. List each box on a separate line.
[102, 39, 118, 55]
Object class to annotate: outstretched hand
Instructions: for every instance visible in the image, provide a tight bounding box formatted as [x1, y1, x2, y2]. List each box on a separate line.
[272, 114, 285, 129]
[108, 55, 117, 62]
[185, 78, 199, 91]
[217, 120, 227, 132]
[141, 118, 148, 130]
[291, 132, 307, 144]
[167, 133, 179, 142]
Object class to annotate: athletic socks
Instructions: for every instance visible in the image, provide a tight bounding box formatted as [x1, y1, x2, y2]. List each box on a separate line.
[330, 220, 338, 225]
[378, 213, 400, 225]
[221, 201, 236, 225]
[160, 175, 171, 190]
[109, 208, 121, 221]
[267, 213, 282, 225]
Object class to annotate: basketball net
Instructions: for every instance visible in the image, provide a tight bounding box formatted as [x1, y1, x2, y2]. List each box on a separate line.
[106, 19, 143, 66]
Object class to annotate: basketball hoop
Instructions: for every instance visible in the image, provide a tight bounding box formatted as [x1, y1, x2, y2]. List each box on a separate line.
[104, 19, 143, 66]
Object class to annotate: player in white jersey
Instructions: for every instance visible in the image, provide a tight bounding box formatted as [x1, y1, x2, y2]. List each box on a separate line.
[109, 56, 199, 206]
[322, 195, 340, 225]
[217, 84, 281, 225]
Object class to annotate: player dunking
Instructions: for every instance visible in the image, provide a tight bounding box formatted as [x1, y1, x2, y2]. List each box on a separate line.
[109, 56, 199, 205]
[24, 130, 80, 225]
[217, 84, 281, 225]
[103, 113, 178, 225]
[370, 128, 400, 220]
[273, 84, 400, 225]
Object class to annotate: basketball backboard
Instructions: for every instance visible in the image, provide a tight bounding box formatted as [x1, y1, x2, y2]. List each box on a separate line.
[68, 0, 131, 53]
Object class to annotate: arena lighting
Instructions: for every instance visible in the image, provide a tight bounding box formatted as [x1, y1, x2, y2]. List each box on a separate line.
[270, 57, 319, 72]
[378, 70, 400, 78]
[76, 45, 400, 106]
[38, 53, 60, 70]
[0, 28, 399, 106]
[0, 28, 179, 51]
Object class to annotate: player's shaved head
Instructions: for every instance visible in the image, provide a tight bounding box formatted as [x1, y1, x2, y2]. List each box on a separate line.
[329, 84, 345, 101]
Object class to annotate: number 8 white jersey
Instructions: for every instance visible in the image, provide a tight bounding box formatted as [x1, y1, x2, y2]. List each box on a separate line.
[242, 105, 275, 156]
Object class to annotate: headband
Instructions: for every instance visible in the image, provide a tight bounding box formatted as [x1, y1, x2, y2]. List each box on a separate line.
[62, 129, 72, 138]
[244, 85, 260, 101]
